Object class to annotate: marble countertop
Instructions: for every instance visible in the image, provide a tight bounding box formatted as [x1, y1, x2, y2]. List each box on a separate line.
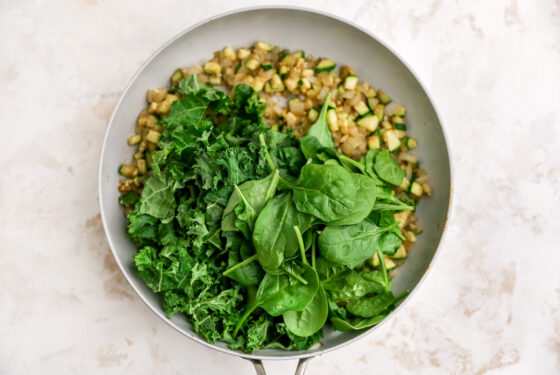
[1, 0, 559, 374]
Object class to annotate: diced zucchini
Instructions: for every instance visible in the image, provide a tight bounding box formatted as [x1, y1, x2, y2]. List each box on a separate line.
[234, 63, 241, 74]
[382, 129, 401, 151]
[344, 75, 359, 90]
[119, 164, 137, 178]
[384, 257, 397, 270]
[399, 177, 410, 190]
[293, 50, 305, 58]
[370, 253, 380, 267]
[171, 69, 183, 83]
[133, 152, 144, 160]
[246, 58, 259, 71]
[353, 101, 370, 116]
[370, 254, 397, 269]
[374, 104, 384, 121]
[407, 138, 418, 149]
[391, 246, 407, 259]
[255, 41, 272, 51]
[378, 90, 391, 104]
[395, 123, 407, 131]
[407, 231, 417, 243]
[145, 130, 161, 144]
[357, 114, 379, 132]
[299, 78, 311, 90]
[223, 46, 236, 61]
[260, 63, 273, 71]
[315, 58, 337, 73]
[253, 77, 265, 92]
[204, 61, 221, 75]
[127, 134, 141, 146]
[136, 159, 147, 175]
[384, 102, 407, 117]
[410, 181, 423, 197]
[392, 116, 405, 124]
[308, 108, 319, 122]
[279, 65, 289, 79]
[238, 48, 251, 59]
[268, 74, 284, 91]
[367, 134, 381, 149]
[367, 97, 379, 111]
[326, 109, 339, 132]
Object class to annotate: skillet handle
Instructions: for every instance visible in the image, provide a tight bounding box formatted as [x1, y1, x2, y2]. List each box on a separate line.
[249, 358, 311, 375]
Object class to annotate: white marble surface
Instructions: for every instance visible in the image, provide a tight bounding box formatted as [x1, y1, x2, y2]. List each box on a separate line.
[1, 0, 559, 374]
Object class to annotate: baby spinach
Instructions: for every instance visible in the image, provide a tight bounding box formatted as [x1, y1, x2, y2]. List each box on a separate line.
[373, 150, 405, 186]
[300, 93, 334, 159]
[224, 243, 263, 286]
[234, 263, 319, 335]
[330, 314, 387, 331]
[322, 269, 386, 302]
[346, 290, 409, 318]
[221, 169, 279, 232]
[289, 164, 358, 223]
[283, 285, 328, 337]
[318, 220, 399, 267]
[253, 193, 314, 273]
[328, 174, 378, 226]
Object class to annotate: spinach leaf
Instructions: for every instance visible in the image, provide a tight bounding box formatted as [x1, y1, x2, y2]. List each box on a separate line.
[379, 232, 402, 256]
[322, 269, 386, 302]
[373, 150, 405, 186]
[318, 220, 399, 267]
[283, 285, 328, 337]
[256, 263, 319, 316]
[346, 290, 409, 318]
[225, 242, 263, 286]
[233, 185, 258, 238]
[330, 314, 387, 331]
[253, 193, 314, 273]
[221, 170, 279, 232]
[234, 263, 320, 335]
[289, 164, 357, 223]
[300, 93, 333, 158]
[327, 174, 378, 226]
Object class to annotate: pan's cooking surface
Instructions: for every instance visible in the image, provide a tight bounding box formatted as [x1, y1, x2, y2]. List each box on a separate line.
[99, 6, 451, 361]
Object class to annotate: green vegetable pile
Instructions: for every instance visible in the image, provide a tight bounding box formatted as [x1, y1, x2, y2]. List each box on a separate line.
[124, 75, 414, 353]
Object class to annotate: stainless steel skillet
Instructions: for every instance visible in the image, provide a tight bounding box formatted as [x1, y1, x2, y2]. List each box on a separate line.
[98, 6, 452, 374]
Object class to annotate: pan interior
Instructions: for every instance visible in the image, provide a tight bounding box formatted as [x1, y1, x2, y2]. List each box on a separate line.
[99, 7, 451, 360]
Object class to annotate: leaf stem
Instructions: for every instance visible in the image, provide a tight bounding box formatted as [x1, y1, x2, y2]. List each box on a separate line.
[282, 264, 308, 285]
[259, 133, 276, 171]
[316, 92, 331, 125]
[264, 170, 280, 201]
[223, 254, 258, 277]
[376, 247, 390, 292]
[233, 300, 261, 336]
[293, 225, 308, 266]
[311, 233, 317, 270]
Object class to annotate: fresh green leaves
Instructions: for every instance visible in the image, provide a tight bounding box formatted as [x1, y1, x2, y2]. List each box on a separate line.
[126, 76, 418, 353]
[346, 291, 409, 318]
[138, 174, 177, 222]
[221, 170, 279, 232]
[373, 150, 405, 186]
[289, 164, 357, 223]
[318, 221, 399, 267]
[283, 285, 328, 337]
[300, 93, 334, 158]
[253, 193, 314, 273]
